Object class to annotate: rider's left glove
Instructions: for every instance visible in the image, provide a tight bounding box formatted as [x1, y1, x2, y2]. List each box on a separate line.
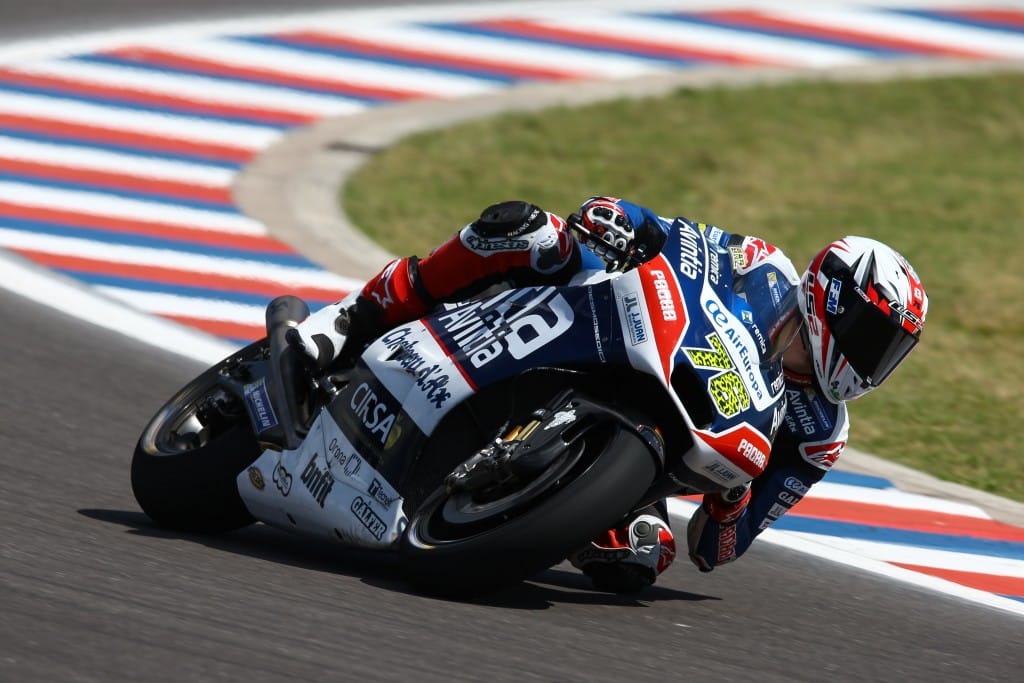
[568, 197, 666, 272]
[686, 483, 752, 573]
[569, 513, 676, 593]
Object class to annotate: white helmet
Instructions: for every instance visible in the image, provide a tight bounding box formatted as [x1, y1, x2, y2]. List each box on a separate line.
[799, 236, 928, 403]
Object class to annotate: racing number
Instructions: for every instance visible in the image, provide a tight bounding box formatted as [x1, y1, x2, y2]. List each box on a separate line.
[684, 333, 750, 418]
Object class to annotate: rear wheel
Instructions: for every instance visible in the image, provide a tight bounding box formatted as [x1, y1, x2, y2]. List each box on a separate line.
[131, 342, 266, 533]
[401, 420, 658, 596]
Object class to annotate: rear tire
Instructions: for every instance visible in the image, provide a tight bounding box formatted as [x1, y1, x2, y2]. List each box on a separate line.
[400, 423, 657, 596]
[131, 344, 265, 533]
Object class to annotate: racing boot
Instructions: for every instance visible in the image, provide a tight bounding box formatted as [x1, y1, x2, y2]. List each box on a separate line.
[285, 291, 361, 371]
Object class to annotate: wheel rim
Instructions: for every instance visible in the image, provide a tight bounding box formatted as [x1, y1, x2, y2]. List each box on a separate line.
[411, 426, 614, 545]
[142, 379, 244, 457]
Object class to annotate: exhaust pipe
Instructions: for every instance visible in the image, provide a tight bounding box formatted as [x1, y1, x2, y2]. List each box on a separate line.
[265, 295, 311, 450]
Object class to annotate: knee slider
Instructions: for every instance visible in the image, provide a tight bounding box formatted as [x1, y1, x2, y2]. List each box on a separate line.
[472, 200, 547, 238]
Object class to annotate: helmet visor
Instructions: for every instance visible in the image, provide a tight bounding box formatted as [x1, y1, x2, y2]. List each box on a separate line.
[825, 271, 920, 387]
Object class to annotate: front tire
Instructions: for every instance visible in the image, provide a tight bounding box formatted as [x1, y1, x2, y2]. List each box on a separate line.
[131, 343, 265, 533]
[401, 423, 658, 595]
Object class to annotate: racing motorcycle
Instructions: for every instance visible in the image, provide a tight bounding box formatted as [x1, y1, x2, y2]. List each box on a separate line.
[131, 224, 787, 595]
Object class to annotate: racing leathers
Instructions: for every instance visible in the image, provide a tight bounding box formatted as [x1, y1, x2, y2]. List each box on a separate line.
[289, 197, 848, 590]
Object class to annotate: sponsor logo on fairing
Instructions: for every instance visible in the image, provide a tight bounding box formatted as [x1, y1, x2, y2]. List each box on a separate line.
[243, 379, 278, 432]
[621, 293, 648, 345]
[703, 299, 765, 401]
[273, 463, 292, 495]
[350, 496, 387, 540]
[433, 287, 573, 369]
[380, 328, 452, 409]
[676, 225, 704, 280]
[738, 438, 767, 469]
[649, 270, 678, 321]
[784, 476, 809, 496]
[327, 438, 362, 479]
[704, 460, 738, 482]
[368, 478, 398, 510]
[350, 382, 397, 445]
[707, 247, 721, 285]
[247, 467, 265, 491]
[300, 457, 334, 508]
[684, 332, 750, 418]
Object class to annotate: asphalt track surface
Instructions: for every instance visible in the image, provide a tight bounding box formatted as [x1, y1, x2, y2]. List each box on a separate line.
[1, 2, 1022, 682]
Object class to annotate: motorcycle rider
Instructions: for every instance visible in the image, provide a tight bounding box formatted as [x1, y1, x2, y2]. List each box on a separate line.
[287, 197, 928, 592]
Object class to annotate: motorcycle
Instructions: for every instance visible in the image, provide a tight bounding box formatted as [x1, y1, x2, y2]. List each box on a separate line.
[131, 224, 787, 595]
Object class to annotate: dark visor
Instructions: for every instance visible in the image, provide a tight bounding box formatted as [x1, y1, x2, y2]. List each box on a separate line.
[824, 268, 920, 387]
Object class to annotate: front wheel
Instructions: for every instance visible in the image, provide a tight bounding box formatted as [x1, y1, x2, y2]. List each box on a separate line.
[131, 341, 266, 533]
[401, 421, 658, 595]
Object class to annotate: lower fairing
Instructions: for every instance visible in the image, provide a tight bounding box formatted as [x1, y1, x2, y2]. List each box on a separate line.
[237, 408, 407, 549]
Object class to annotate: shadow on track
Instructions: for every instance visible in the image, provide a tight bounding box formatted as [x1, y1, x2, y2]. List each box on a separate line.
[81, 508, 720, 610]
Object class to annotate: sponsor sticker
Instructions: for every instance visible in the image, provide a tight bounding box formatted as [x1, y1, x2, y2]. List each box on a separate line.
[247, 467, 265, 491]
[368, 478, 398, 510]
[784, 476, 809, 496]
[703, 461, 739, 482]
[544, 409, 577, 431]
[243, 379, 278, 433]
[349, 382, 397, 446]
[684, 332, 750, 418]
[621, 293, 648, 346]
[350, 496, 387, 541]
[826, 278, 842, 315]
[717, 525, 738, 563]
[300, 456, 334, 508]
[273, 462, 292, 495]
[777, 491, 800, 506]
[800, 441, 845, 470]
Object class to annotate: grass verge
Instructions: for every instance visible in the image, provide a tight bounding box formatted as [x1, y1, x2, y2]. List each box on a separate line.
[344, 72, 1024, 502]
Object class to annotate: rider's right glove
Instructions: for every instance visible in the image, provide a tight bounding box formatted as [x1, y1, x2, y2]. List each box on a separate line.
[686, 483, 751, 573]
[569, 512, 676, 593]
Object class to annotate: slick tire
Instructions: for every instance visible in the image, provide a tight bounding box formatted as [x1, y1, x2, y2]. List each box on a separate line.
[131, 358, 261, 533]
[400, 424, 657, 596]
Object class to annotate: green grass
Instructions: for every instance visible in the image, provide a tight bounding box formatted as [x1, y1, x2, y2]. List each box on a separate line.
[344, 73, 1024, 502]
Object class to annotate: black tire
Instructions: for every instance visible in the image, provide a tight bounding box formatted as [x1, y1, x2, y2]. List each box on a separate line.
[400, 423, 658, 596]
[131, 346, 264, 533]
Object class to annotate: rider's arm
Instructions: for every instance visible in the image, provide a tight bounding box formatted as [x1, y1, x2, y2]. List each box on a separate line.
[687, 385, 849, 571]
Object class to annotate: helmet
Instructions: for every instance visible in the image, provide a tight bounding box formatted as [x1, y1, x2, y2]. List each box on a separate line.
[799, 236, 928, 403]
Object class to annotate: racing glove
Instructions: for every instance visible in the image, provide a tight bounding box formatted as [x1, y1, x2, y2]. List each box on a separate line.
[568, 197, 665, 272]
[569, 511, 676, 593]
[686, 483, 751, 573]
